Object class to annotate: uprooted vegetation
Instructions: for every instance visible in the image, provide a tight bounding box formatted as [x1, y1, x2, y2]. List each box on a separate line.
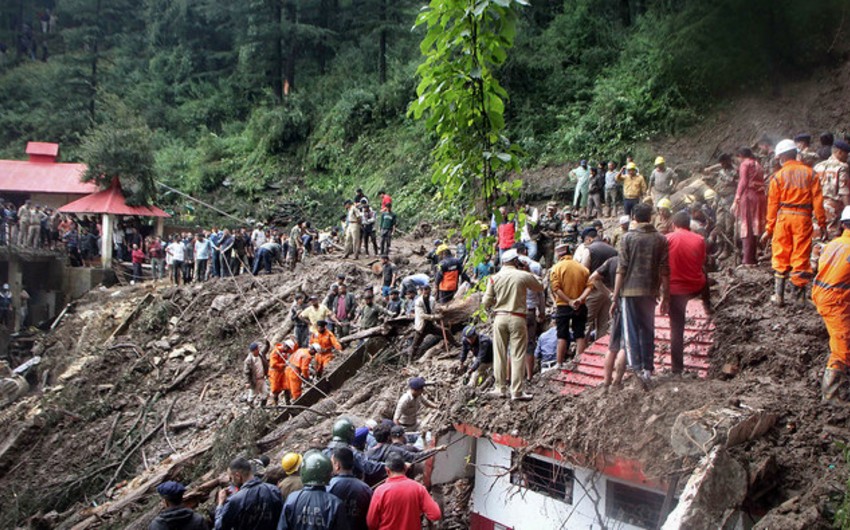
[0, 230, 846, 529]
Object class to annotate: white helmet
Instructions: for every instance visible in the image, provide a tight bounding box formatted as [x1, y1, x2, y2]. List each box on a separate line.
[284, 339, 296, 350]
[310, 343, 321, 353]
[775, 139, 797, 157]
[841, 205, 850, 222]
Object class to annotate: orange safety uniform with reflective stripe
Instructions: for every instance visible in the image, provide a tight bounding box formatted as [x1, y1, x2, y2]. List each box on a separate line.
[285, 348, 313, 400]
[268, 343, 295, 394]
[310, 329, 341, 376]
[766, 159, 827, 287]
[812, 229, 850, 370]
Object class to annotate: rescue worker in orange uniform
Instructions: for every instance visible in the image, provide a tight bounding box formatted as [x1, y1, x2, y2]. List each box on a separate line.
[285, 343, 316, 401]
[813, 206, 850, 403]
[762, 139, 827, 306]
[309, 319, 342, 378]
[268, 338, 298, 405]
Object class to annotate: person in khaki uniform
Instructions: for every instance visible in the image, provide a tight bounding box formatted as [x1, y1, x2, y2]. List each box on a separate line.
[342, 200, 362, 259]
[814, 140, 850, 239]
[482, 248, 544, 401]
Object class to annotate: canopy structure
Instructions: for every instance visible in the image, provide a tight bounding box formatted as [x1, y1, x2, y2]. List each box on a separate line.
[59, 178, 170, 269]
[58, 178, 169, 218]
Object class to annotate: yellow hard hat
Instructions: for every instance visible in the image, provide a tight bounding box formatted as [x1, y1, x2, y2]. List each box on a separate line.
[654, 156, 665, 166]
[704, 188, 717, 200]
[436, 244, 450, 255]
[657, 198, 672, 210]
[626, 162, 637, 170]
[282, 452, 303, 475]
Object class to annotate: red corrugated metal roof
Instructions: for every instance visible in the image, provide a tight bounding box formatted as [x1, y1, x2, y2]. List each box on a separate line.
[554, 299, 714, 395]
[59, 179, 169, 218]
[0, 160, 97, 195]
[25, 142, 60, 157]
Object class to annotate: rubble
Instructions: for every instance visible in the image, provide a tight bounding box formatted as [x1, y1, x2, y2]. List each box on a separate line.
[0, 233, 843, 529]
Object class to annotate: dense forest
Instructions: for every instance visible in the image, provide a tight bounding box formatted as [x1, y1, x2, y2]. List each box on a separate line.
[0, 0, 846, 224]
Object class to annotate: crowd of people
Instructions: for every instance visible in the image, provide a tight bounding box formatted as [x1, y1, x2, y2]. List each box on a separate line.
[150, 383, 445, 530]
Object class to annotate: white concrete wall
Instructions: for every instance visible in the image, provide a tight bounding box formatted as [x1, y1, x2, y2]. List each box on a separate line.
[472, 439, 654, 530]
[431, 431, 476, 485]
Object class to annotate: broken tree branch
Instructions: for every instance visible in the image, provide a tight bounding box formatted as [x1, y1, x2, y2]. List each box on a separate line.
[104, 396, 178, 494]
[162, 354, 206, 392]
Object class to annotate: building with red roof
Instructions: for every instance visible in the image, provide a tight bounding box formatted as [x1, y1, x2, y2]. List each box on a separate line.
[0, 142, 98, 208]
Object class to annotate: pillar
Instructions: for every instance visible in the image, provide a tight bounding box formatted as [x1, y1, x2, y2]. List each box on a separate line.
[9, 257, 22, 331]
[101, 213, 114, 269]
[156, 217, 164, 238]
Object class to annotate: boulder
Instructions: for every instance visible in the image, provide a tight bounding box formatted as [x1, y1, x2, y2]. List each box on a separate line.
[670, 405, 777, 457]
[662, 447, 747, 530]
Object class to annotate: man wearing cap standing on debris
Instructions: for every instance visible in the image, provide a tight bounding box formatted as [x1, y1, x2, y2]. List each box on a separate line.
[150, 481, 208, 530]
[570, 160, 591, 216]
[649, 156, 677, 205]
[343, 200, 362, 260]
[538, 202, 562, 268]
[795, 133, 819, 167]
[612, 202, 670, 387]
[393, 377, 438, 430]
[813, 206, 850, 403]
[814, 140, 850, 239]
[617, 162, 647, 217]
[482, 248, 545, 401]
[762, 139, 827, 306]
[243, 342, 268, 407]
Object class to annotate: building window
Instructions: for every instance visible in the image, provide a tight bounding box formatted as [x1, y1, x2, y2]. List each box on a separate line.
[510, 453, 574, 504]
[606, 480, 666, 529]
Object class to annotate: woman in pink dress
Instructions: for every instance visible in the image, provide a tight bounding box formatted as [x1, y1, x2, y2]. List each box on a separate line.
[732, 147, 766, 266]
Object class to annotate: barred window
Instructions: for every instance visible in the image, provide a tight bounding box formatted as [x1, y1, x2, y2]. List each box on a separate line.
[510, 453, 574, 504]
[606, 480, 666, 529]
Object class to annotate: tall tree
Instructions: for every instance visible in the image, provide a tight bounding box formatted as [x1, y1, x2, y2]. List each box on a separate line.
[410, 0, 526, 260]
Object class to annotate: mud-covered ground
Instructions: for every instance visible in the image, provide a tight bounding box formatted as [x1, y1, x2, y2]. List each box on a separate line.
[0, 226, 846, 529]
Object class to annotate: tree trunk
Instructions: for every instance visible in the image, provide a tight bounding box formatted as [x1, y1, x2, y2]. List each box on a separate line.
[272, 0, 283, 103]
[378, 0, 387, 84]
[283, 0, 297, 93]
[89, 0, 102, 122]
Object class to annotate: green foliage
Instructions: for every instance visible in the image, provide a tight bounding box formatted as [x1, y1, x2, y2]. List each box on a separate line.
[410, 0, 527, 266]
[80, 100, 158, 206]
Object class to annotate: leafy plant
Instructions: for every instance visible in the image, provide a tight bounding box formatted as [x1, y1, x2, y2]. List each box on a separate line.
[410, 0, 527, 265]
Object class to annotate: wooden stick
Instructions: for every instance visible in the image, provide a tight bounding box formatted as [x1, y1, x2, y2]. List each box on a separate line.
[163, 354, 205, 392]
[102, 412, 122, 457]
[104, 397, 177, 494]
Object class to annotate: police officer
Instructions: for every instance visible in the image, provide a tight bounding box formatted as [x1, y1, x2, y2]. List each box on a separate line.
[481, 248, 545, 401]
[215, 457, 283, 530]
[323, 418, 386, 486]
[277, 451, 349, 530]
[328, 447, 372, 530]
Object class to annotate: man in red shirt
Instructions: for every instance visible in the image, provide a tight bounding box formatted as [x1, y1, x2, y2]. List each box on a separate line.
[664, 211, 707, 374]
[131, 243, 146, 284]
[366, 452, 441, 530]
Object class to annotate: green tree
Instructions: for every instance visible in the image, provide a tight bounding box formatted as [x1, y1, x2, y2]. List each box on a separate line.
[410, 0, 526, 254]
[80, 102, 158, 206]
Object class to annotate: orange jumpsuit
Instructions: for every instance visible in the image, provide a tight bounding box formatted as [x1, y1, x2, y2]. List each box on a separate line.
[812, 229, 850, 370]
[310, 329, 342, 376]
[285, 348, 313, 400]
[766, 159, 826, 287]
[268, 343, 294, 395]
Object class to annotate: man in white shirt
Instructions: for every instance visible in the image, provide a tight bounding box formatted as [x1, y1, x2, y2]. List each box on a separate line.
[166, 236, 186, 286]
